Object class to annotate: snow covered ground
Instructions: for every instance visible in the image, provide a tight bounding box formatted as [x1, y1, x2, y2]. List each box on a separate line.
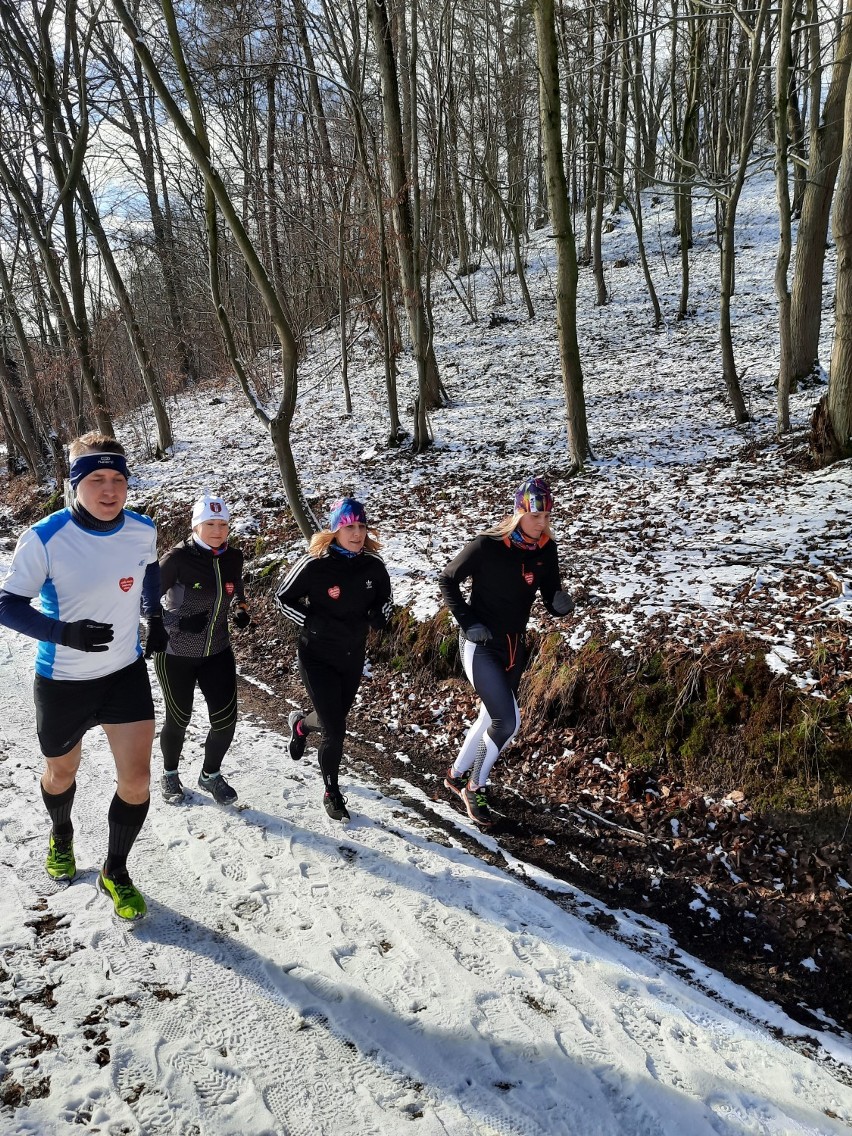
[1, 623, 852, 1135]
[2, 171, 852, 1132]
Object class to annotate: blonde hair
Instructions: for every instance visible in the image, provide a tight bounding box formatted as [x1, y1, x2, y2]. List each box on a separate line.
[483, 512, 553, 540]
[69, 432, 126, 459]
[309, 528, 382, 557]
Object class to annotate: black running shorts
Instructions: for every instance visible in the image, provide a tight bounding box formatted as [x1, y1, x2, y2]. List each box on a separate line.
[34, 656, 155, 758]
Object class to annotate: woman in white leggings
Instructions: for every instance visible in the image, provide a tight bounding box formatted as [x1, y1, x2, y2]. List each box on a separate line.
[438, 476, 574, 826]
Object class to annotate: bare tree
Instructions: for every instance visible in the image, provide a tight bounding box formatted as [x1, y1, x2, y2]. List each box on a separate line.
[88, 19, 201, 386]
[532, 0, 590, 469]
[367, 0, 446, 452]
[812, 58, 852, 463]
[716, 0, 771, 424]
[790, 1, 852, 385]
[110, 0, 317, 536]
[775, 0, 794, 434]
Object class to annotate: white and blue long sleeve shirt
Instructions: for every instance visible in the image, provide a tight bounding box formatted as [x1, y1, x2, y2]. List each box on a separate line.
[0, 507, 159, 680]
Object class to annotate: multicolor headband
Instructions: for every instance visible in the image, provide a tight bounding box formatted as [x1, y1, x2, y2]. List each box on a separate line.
[514, 476, 553, 514]
[69, 452, 130, 489]
[328, 497, 367, 532]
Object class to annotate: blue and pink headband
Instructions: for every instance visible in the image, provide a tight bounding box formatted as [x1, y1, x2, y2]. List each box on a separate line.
[328, 497, 367, 532]
[70, 452, 130, 489]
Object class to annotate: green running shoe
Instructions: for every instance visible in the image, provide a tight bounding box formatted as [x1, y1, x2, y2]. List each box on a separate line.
[461, 784, 494, 827]
[45, 833, 76, 881]
[98, 868, 147, 921]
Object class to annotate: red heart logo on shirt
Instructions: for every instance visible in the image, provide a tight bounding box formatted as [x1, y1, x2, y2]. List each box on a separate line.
[523, 571, 534, 586]
[225, 582, 235, 595]
[328, 585, 341, 599]
[119, 577, 134, 592]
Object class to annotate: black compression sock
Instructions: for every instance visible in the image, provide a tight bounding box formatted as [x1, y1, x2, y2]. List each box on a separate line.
[41, 781, 76, 838]
[105, 794, 150, 879]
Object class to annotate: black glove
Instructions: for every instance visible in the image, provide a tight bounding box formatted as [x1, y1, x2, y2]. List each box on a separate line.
[232, 605, 251, 629]
[464, 623, 492, 644]
[178, 610, 209, 633]
[551, 590, 574, 615]
[366, 601, 391, 631]
[144, 615, 169, 657]
[61, 619, 114, 653]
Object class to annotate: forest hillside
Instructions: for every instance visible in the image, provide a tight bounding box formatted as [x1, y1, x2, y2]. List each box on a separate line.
[4, 168, 850, 1034]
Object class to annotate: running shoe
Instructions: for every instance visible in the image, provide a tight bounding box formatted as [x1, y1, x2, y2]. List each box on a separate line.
[287, 711, 307, 760]
[461, 784, 494, 827]
[443, 766, 468, 798]
[45, 833, 76, 881]
[160, 770, 185, 804]
[98, 868, 147, 921]
[197, 771, 238, 804]
[323, 788, 350, 822]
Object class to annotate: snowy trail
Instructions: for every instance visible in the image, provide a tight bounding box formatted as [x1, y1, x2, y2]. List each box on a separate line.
[1, 625, 851, 1135]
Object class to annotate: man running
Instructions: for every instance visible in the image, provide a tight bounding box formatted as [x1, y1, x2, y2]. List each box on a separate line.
[0, 432, 167, 920]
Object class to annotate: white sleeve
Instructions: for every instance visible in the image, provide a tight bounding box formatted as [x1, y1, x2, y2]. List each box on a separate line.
[1, 528, 49, 599]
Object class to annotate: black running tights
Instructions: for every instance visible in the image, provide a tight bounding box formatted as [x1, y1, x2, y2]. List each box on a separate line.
[297, 647, 364, 792]
[154, 648, 237, 775]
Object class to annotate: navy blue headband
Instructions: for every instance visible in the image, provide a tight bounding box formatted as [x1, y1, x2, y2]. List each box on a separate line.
[69, 452, 130, 489]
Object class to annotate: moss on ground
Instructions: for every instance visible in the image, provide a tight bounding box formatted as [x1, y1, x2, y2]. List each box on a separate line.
[367, 607, 852, 815]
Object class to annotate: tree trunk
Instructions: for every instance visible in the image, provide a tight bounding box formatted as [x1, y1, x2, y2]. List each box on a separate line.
[612, 0, 630, 209]
[532, 0, 590, 469]
[592, 0, 614, 306]
[775, 0, 794, 434]
[676, 0, 705, 320]
[367, 0, 445, 444]
[787, 24, 807, 217]
[790, 1, 852, 384]
[816, 61, 852, 462]
[446, 73, 472, 274]
[0, 356, 44, 476]
[717, 0, 770, 423]
[0, 249, 63, 477]
[338, 168, 354, 417]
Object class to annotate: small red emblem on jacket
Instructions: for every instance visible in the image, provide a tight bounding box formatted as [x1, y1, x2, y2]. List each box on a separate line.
[225, 582, 235, 596]
[328, 585, 341, 599]
[119, 577, 134, 592]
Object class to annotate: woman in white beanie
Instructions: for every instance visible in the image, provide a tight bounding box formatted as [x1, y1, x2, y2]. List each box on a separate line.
[153, 494, 251, 805]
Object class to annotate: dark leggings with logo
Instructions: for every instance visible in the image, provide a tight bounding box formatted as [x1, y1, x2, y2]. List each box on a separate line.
[297, 646, 364, 792]
[154, 647, 237, 775]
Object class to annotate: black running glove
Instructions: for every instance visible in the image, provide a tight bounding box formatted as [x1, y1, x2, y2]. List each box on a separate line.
[61, 619, 114, 653]
[232, 605, 251, 629]
[366, 601, 391, 631]
[551, 590, 574, 615]
[179, 610, 209, 633]
[464, 623, 492, 644]
[144, 614, 169, 657]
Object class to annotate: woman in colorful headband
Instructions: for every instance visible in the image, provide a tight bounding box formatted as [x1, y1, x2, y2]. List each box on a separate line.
[438, 476, 574, 827]
[154, 494, 251, 806]
[275, 497, 392, 821]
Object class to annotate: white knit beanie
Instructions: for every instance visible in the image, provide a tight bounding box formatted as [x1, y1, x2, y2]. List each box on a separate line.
[191, 494, 231, 527]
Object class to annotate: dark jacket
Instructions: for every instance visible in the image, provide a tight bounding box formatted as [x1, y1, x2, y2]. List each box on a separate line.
[439, 533, 562, 637]
[275, 545, 392, 659]
[159, 537, 245, 658]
